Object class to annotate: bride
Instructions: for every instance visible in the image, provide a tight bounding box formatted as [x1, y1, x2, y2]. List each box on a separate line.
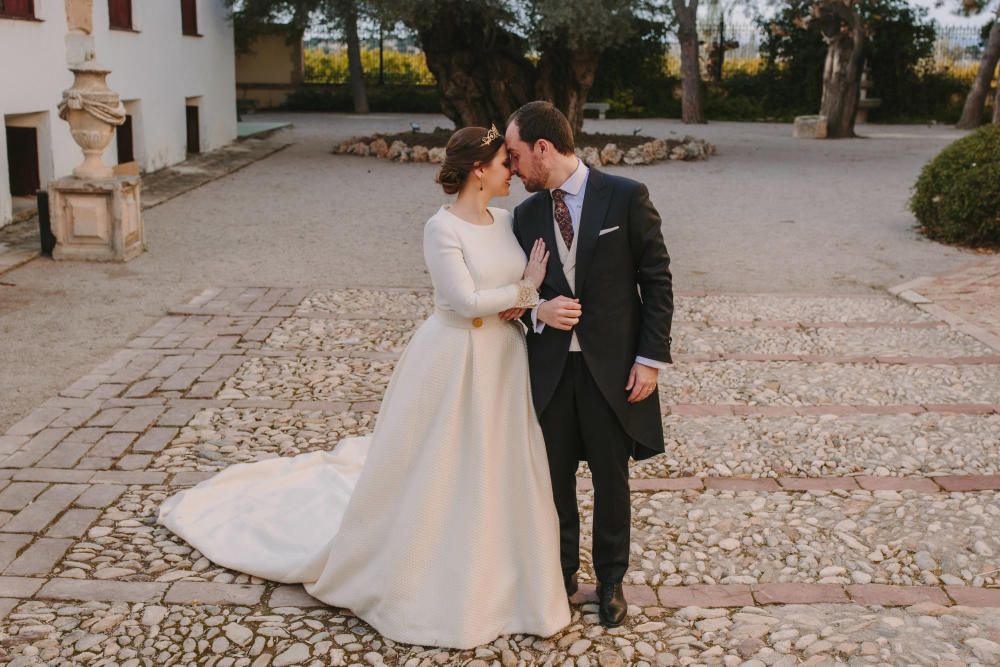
[158, 124, 572, 649]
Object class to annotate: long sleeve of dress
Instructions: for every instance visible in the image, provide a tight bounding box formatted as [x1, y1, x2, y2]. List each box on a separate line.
[424, 218, 539, 319]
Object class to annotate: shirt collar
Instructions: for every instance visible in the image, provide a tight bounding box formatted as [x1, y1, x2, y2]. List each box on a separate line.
[550, 159, 588, 198]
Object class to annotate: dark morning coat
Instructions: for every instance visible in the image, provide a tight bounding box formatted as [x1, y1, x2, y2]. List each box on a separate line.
[512, 168, 674, 460]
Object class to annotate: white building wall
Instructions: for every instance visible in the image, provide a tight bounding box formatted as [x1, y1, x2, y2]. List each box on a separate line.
[0, 0, 237, 227]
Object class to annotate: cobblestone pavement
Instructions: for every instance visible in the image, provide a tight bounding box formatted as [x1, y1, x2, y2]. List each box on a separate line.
[2, 287, 999, 666]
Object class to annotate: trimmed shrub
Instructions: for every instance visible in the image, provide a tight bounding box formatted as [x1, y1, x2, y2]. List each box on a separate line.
[910, 124, 1000, 249]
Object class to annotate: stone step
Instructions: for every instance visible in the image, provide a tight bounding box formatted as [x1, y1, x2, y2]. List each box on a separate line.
[576, 488, 1000, 592]
[262, 315, 991, 359]
[263, 317, 417, 354]
[673, 323, 994, 358]
[147, 407, 376, 474]
[295, 288, 433, 318]
[617, 413, 1000, 479]
[295, 290, 936, 326]
[659, 360, 1000, 406]
[3, 592, 1000, 666]
[220, 356, 392, 403]
[673, 294, 935, 324]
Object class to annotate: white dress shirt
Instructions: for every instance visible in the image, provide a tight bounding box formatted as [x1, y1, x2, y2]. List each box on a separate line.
[531, 160, 667, 370]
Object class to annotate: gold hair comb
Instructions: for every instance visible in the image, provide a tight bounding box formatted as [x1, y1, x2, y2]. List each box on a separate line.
[480, 124, 501, 146]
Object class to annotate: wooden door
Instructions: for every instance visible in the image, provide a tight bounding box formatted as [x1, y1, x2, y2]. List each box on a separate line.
[185, 106, 200, 154]
[5, 126, 40, 196]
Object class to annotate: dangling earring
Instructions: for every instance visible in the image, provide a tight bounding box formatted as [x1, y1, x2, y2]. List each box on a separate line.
[479, 175, 483, 192]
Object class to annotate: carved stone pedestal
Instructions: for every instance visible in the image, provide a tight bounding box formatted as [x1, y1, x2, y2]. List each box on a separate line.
[49, 175, 145, 261]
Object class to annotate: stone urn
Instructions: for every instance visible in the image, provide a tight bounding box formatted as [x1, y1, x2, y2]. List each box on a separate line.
[58, 62, 126, 179]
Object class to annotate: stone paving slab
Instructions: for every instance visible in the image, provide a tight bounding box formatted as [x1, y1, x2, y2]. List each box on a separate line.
[897, 255, 1000, 351]
[577, 489, 1000, 591]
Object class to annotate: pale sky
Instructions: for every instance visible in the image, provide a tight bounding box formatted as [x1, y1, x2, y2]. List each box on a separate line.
[733, 0, 994, 26]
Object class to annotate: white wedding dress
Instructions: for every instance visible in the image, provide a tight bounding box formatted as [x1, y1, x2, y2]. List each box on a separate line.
[158, 206, 570, 649]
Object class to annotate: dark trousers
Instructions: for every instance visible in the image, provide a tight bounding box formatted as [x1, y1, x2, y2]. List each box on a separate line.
[538, 352, 632, 584]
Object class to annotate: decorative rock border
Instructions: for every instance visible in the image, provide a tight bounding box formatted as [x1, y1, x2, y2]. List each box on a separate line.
[333, 135, 716, 166]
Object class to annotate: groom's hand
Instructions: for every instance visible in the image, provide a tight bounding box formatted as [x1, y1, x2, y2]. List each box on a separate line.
[626, 363, 659, 403]
[537, 296, 581, 331]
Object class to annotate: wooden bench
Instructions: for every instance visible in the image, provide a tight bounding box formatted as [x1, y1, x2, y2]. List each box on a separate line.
[236, 98, 258, 120]
[583, 102, 610, 120]
[855, 67, 881, 124]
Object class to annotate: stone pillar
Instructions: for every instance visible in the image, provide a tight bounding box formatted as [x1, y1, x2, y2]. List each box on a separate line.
[49, 0, 145, 261]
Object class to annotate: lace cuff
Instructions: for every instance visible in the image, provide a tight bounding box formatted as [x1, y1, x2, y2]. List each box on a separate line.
[514, 279, 540, 308]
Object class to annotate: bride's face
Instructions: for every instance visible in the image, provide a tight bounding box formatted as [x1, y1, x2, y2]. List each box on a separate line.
[504, 124, 549, 193]
[477, 145, 512, 198]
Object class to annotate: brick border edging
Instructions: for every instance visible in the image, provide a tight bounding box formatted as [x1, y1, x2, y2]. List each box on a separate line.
[665, 403, 1000, 417]
[889, 266, 1000, 353]
[6, 578, 998, 611]
[2, 469, 996, 493]
[575, 473, 1000, 493]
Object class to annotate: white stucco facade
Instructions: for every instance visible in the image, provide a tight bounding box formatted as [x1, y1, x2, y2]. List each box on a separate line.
[0, 0, 237, 227]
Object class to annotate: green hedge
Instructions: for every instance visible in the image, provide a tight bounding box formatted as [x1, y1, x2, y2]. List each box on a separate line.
[285, 85, 441, 114]
[599, 68, 978, 124]
[910, 124, 1000, 249]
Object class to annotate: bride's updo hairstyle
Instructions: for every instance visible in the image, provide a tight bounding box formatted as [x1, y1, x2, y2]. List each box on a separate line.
[435, 125, 504, 195]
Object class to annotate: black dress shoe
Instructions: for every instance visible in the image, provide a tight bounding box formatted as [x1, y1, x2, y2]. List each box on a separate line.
[597, 581, 627, 627]
[564, 573, 578, 597]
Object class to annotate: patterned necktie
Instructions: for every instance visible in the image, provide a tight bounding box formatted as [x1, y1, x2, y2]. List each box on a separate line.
[552, 189, 574, 249]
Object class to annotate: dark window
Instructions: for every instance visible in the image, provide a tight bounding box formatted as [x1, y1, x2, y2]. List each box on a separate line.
[6, 126, 40, 196]
[180, 0, 198, 35]
[0, 0, 36, 19]
[109, 0, 132, 29]
[117, 114, 135, 164]
[185, 106, 200, 154]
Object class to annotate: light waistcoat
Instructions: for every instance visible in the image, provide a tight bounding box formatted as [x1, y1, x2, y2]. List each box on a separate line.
[551, 160, 589, 351]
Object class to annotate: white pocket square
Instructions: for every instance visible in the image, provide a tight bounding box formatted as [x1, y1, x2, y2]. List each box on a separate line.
[599, 226, 620, 236]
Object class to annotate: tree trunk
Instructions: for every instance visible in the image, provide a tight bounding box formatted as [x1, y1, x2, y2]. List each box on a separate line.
[417, 14, 535, 128]
[672, 0, 705, 124]
[994, 75, 1000, 124]
[342, 0, 369, 114]
[958, 17, 1000, 129]
[815, 0, 865, 138]
[535, 33, 601, 134]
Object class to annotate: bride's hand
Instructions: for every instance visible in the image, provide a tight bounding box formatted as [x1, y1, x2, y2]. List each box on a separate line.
[523, 239, 549, 289]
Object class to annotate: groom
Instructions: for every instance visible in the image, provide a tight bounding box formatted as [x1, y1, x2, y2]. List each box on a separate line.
[505, 102, 674, 627]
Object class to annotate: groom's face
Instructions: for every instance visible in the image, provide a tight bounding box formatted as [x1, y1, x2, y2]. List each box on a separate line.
[505, 122, 549, 193]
